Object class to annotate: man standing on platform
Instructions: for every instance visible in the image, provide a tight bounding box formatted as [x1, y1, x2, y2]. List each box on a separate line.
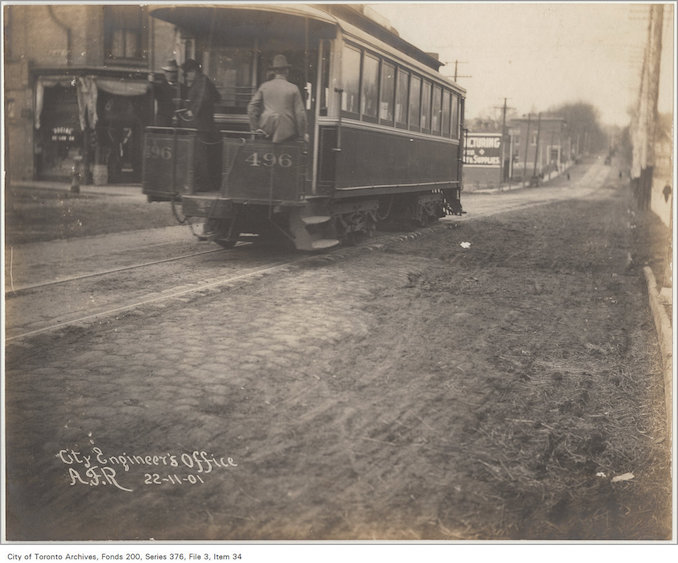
[148, 59, 183, 126]
[179, 58, 221, 191]
[247, 54, 308, 143]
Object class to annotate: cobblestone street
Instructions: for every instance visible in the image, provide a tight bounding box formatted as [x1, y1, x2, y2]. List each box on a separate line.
[4, 170, 672, 541]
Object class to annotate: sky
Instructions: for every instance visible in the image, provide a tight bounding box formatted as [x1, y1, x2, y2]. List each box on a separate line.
[366, 1, 674, 126]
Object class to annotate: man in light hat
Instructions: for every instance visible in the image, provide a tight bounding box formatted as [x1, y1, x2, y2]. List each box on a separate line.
[247, 54, 308, 143]
[148, 59, 183, 126]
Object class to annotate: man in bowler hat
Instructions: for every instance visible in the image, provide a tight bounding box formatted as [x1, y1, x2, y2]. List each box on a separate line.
[247, 54, 308, 143]
[180, 58, 221, 190]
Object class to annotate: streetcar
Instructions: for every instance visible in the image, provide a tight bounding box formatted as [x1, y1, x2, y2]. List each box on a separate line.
[142, 4, 465, 250]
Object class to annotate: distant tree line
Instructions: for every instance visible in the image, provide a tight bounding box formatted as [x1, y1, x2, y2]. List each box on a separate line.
[469, 101, 608, 155]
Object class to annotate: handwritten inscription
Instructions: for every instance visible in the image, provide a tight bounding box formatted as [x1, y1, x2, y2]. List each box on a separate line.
[57, 447, 238, 492]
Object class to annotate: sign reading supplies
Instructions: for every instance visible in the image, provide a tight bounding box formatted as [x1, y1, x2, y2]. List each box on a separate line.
[465, 133, 502, 167]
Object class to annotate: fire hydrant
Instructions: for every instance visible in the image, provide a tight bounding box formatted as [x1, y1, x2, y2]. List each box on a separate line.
[71, 155, 82, 194]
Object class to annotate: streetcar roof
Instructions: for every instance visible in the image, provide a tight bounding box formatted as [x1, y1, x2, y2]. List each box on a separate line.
[150, 3, 465, 95]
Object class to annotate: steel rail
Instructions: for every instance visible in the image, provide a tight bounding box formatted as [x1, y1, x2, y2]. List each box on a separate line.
[5, 247, 235, 296]
[5, 256, 303, 342]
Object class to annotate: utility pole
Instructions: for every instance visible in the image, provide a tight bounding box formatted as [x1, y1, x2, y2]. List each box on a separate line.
[533, 112, 542, 183]
[444, 60, 471, 82]
[494, 98, 515, 186]
[522, 113, 532, 188]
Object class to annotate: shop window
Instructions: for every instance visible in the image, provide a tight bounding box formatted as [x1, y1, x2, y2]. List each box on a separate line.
[104, 5, 148, 63]
[420, 80, 431, 132]
[379, 61, 395, 123]
[341, 44, 361, 115]
[408, 75, 421, 130]
[361, 52, 379, 120]
[442, 90, 451, 137]
[395, 68, 409, 127]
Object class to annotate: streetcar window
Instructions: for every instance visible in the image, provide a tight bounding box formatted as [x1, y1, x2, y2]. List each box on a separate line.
[431, 85, 442, 135]
[395, 68, 409, 127]
[361, 52, 379, 120]
[341, 44, 361, 115]
[408, 75, 421, 130]
[379, 61, 395, 123]
[442, 89, 451, 137]
[205, 47, 254, 112]
[451, 94, 460, 139]
[421, 80, 431, 132]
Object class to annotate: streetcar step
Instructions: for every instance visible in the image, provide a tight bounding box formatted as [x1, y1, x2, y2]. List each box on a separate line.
[311, 239, 340, 250]
[301, 215, 332, 225]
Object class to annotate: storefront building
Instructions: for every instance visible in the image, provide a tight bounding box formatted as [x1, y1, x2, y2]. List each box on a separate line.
[4, 4, 176, 183]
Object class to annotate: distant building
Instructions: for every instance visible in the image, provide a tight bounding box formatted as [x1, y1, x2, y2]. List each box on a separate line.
[508, 115, 572, 183]
[4, 4, 175, 183]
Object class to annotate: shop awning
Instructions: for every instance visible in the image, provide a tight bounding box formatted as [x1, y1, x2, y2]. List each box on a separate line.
[35, 75, 150, 131]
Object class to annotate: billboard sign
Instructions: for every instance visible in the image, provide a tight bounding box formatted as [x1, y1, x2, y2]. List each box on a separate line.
[464, 133, 502, 167]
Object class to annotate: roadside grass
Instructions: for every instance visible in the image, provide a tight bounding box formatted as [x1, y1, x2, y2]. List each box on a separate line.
[5, 187, 179, 245]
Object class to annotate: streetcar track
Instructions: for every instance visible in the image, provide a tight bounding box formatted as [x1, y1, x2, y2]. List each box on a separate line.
[5, 247, 233, 296]
[6, 168, 610, 342]
[5, 256, 303, 342]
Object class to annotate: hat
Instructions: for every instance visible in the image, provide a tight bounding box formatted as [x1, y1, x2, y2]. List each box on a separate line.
[181, 58, 201, 72]
[161, 59, 178, 72]
[270, 54, 291, 70]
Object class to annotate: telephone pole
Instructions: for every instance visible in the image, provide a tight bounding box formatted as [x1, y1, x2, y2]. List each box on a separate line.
[632, 4, 663, 210]
[522, 113, 532, 188]
[533, 112, 542, 183]
[444, 60, 471, 82]
[494, 98, 515, 185]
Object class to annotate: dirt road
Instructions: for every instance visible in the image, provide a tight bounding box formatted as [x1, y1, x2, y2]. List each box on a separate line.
[4, 159, 672, 541]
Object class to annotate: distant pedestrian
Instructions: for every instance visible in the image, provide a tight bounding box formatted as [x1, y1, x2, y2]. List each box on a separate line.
[663, 184, 672, 203]
[566, 172, 570, 181]
[247, 54, 308, 143]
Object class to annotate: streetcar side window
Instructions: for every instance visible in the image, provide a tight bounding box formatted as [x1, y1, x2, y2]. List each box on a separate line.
[341, 44, 362, 115]
[361, 52, 380, 121]
[408, 74, 421, 130]
[421, 79, 431, 133]
[442, 89, 451, 137]
[431, 85, 442, 135]
[379, 61, 395, 124]
[395, 68, 409, 128]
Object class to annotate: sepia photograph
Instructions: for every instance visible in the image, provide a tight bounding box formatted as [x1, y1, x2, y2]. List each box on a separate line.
[2, 0, 676, 554]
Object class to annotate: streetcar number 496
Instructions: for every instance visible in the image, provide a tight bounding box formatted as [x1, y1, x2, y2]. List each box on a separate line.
[245, 152, 293, 168]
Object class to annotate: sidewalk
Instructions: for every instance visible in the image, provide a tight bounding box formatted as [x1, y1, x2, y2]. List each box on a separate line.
[8, 179, 145, 200]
